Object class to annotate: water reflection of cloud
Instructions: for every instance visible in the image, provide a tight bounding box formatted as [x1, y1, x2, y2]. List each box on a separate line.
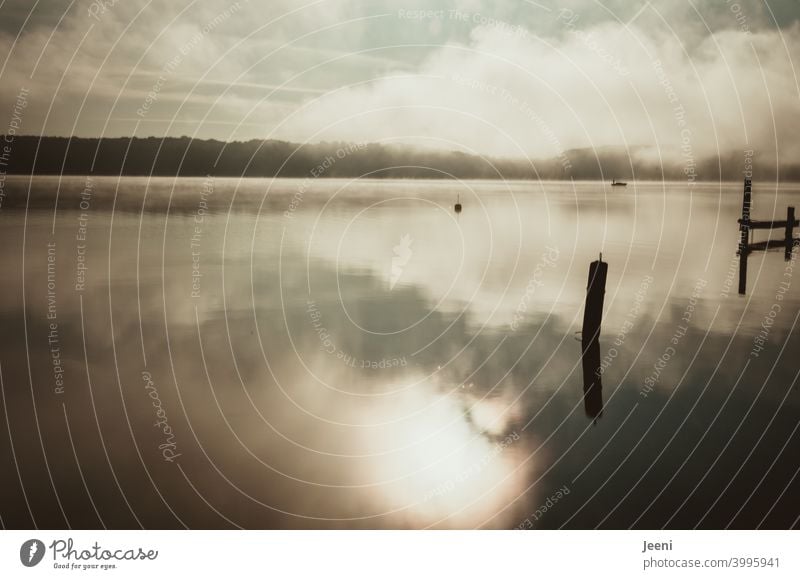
[2, 178, 799, 529]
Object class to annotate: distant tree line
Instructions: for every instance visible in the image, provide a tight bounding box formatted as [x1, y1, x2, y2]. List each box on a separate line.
[2, 135, 795, 181]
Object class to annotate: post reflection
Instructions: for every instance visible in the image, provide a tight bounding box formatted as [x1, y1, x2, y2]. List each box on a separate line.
[580, 337, 604, 421]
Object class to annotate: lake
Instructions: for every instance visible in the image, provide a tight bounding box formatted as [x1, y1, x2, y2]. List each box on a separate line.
[0, 176, 798, 529]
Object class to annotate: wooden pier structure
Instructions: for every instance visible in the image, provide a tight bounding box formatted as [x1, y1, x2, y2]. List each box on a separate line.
[737, 178, 799, 294]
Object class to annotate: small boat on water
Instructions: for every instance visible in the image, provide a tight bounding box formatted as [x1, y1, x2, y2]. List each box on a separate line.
[611, 179, 627, 187]
[454, 193, 462, 213]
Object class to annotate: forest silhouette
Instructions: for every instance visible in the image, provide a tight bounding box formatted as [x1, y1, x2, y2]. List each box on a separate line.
[2, 135, 794, 181]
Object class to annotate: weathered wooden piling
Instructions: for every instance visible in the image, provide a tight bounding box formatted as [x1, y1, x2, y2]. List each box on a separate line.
[580, 255, 607, 420]
[786, 206, 795, 261]
[582, 255, 608, 343]
[738, 178, 751, 295]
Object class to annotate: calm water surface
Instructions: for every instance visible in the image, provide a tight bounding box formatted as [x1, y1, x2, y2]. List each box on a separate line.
[1, 176, 798, 529]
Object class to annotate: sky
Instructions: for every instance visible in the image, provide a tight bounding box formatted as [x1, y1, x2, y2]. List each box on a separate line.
[1, 0, 799, 161]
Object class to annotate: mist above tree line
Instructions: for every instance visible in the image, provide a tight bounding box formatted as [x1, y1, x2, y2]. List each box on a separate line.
[1, 136, 792, 182]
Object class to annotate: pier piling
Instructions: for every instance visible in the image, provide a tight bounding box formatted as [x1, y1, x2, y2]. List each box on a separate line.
[786, 206, 795, 261]
[582, 255, 608, 344]
[738, 178, 751, 295]
[580, 255, 607, 420]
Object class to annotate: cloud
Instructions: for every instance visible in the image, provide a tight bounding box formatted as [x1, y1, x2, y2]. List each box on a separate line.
[280, 6, 800, 162]
[0, 0, 798, 161]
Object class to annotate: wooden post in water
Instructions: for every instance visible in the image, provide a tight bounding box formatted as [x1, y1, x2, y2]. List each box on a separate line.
[581, 255, 607, 421]
[786, 206, 795, 261]
[582, 254, 608, 344]
[738, 178, 752, 295]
